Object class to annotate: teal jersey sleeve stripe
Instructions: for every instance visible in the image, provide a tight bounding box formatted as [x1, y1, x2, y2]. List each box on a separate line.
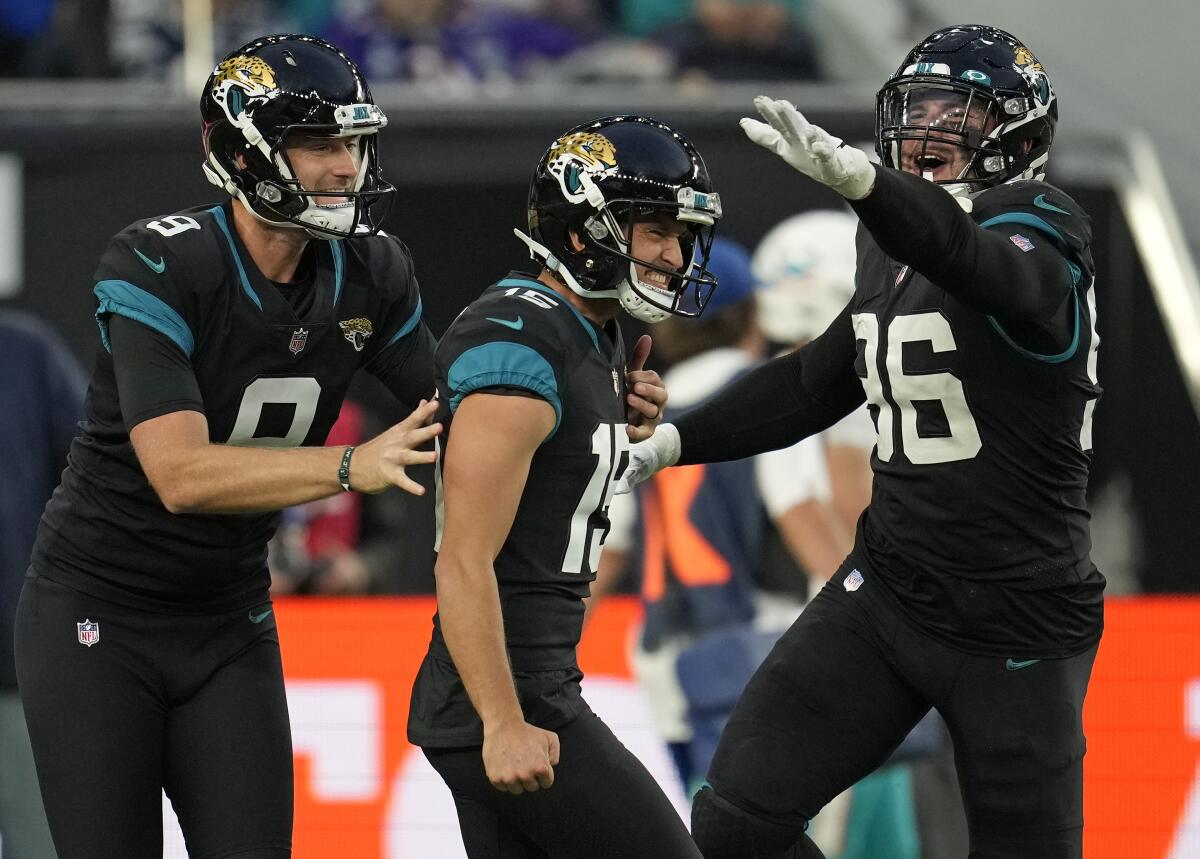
[447, 342, 562, 436]
[979, 211, 1069, 254]
[494, 277, 600, 354]
[331, 241, 345, 305]
[94, 279, 195, 357]
[208, 205, 262, 310]
[987, 288, 1081, 363]
[384, 294, 423, 348]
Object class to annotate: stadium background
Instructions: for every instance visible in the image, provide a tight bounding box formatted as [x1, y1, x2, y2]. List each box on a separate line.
[1, 0, 1198, 855]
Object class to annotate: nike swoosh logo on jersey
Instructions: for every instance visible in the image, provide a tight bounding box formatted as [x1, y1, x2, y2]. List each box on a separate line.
[1033, 194, 1070, 216]
[249, 608, 273, 624]
[1005, 658, 1040, 671]
[134, 248, 166, 273]
[486, 316, 524, 331]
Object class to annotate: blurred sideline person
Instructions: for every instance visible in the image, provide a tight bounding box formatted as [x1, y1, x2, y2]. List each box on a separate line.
[0, 310, 83, 859]
[620, 25, 1102, 859]
[752, 210, 874, 538]
[591, 237, 850, 796]
[408, 115, 721, 857]
[15, 35, 441, 858]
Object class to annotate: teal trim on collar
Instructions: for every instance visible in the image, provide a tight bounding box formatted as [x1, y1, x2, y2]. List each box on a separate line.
[494, 277, 600, 354]
[987, 288, 1081, 364]
[447, 342, 562, 437]
[208, 205, 262, 310]
[94, 279, 194, 357]
[331, 241, 344, 305]
[385, 294, 424, 347]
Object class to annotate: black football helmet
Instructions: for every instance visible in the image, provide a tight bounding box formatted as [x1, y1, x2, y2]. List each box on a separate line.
[200, 34, 394, 239]
[876, 25, 1057, 193]
[519, 116, 722, 323]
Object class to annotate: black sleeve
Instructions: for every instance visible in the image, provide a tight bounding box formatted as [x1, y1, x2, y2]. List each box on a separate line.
[676, 301, 865, 465]
[108, 314, 204, 430]
[368, 321, 437, 408]
[849, 168, 1074, 328]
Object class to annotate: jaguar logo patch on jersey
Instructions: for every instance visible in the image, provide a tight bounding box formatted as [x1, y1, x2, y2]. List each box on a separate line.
[546, 132, 618, 203]
[289, 327, 309, 355]
[339, 317, 373, 352]
[77, 619, 100, 647]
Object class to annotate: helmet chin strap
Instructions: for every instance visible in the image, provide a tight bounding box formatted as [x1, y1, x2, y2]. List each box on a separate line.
[512, 229, 619, 299]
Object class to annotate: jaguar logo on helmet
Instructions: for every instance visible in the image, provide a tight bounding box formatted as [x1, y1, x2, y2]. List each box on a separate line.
[210, 56, 279, 121]
[1013, 47, 1043, 72]
[338, 317, 373, 352]
[546, 132, 618, 203]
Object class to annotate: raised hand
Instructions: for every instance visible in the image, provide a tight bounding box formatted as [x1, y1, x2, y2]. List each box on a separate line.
[740, 96, 875, 200]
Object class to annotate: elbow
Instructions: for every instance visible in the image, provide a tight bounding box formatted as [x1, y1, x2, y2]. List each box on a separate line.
[147, 469, 201, 515]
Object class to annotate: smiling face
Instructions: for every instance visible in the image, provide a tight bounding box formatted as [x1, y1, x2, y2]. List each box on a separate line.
[630, 213, 689, 290]
[896, 88, 997, 182]
[284, 133, 364, 206]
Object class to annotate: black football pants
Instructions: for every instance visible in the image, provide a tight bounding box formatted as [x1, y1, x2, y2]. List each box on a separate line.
[701, 553, 1098, 859]
[15, 573, 293, 858]
[424, 709, 702, 858]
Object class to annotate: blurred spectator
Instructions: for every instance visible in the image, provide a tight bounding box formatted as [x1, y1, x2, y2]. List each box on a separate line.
[3, 0, 111, 77]
[622, 0, 820, 81]
[110, 0, 315, 81]
[323, 0, 608, 87]
[0, 310, 85, 858]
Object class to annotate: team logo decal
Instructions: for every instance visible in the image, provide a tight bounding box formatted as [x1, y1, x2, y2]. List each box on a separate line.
[546, 132, 618, 203]
[77, 619, 100, 647]
[1012, 46, 1051, 104]
[339, 317, 373, 352]
[1013, 47, 1042, 70]
[844, 569, 865, 592]
[289, 328, 309, 355]
[210, 55, 279, 122]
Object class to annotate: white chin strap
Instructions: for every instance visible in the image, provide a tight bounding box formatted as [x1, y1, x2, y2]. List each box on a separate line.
[617, 261, 673, 324]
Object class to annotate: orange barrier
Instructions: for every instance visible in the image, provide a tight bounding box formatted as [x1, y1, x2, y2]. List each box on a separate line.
[272, 595, 1200, 858]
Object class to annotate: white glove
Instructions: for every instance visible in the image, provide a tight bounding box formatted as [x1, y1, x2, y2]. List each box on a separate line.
[614, 423, 680, 495]
[740, 96, 876, 201]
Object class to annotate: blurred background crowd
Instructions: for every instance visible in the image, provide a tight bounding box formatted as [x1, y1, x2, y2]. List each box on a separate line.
[2, 0, 825, 84]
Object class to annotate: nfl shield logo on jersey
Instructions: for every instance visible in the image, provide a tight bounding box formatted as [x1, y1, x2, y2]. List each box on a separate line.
[289, 328, 309, 355]
[77, 619, 100, 647]
[844, 569, 865, 592]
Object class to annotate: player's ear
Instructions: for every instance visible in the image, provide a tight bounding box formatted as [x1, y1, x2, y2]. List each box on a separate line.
[567, 228, 586, 253]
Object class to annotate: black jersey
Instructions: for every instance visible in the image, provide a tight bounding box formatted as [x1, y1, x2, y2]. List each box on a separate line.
[851, 180, 1103, 657]
[409, 274, 629, 747]
[32, 202, 434, 612]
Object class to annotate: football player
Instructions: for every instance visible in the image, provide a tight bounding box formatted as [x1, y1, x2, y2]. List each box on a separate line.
[408, 116, 720, 857]
[16, 35, 440, 858]
[619, 25, 1103, 859]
